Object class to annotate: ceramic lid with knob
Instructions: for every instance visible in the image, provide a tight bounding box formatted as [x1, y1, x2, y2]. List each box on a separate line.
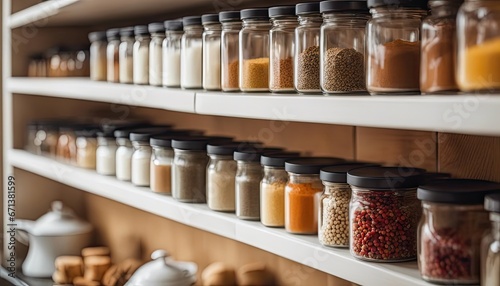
[126, 250, 197, 286]
[29, 201, 92, 236]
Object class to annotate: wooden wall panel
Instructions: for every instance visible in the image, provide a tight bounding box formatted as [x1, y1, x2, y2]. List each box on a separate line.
[438, 133, 500, 182]
[356, 127, 438, 172]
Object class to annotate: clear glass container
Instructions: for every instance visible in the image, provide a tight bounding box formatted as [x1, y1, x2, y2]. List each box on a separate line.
[25, 123, 38, 153]
[261, 166, 287, 227]
[76, 134, 97, 169]
[131, 140, 152, 186]
[133, 25, 150, 85]
[220, 11, 241, 92]
[239, 9, 271, 92]
[96, 134, 117, 176]
[319, 182, 351, 247]
[148, 23, 165, 86]
[285, 173, 322, 234]
[115, 137, 133, 181]
[294, 3, 322, 93]
[269, 6, 297, 93]
[74, 48, 90, 77]
[207, 152, 237, 211]
[420, 0, 462, 94]
[366, 3, 428, 94]
[482, 194, 500, 286]
[56, 127, 77, 163]
[181, 16, 203, 89]
[172, 148, 208, 203]
[162, 20, 183, 87]
[119, 27, 135, 84]
[150, 140, 174, 195]
[88, 31, 107, 81]
[320, 2, 369, 94]
[235, 160, 263, 220]
[36, 122, 59, 157]
[457, 0, 500, 92]
[106, 28, 120, 83]
[202, 14, 222, 91]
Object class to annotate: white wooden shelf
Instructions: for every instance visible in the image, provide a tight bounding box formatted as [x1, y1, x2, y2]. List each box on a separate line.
[8, 77, 500, 136]
[8, 149, 432, 286]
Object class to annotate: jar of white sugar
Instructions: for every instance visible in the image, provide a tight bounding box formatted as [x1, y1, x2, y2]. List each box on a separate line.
[119, 27, 134, 84]
[202, 14, 222, 90]
[162, 20, 183, 87]
[133, 25, 150, 85]
[96, 131, 118, 176]
[181, 16, 203, 89]
[148, 22, 165, 86]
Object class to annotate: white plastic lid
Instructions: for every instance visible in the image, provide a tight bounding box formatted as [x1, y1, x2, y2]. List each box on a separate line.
[30, 201, 92, 236]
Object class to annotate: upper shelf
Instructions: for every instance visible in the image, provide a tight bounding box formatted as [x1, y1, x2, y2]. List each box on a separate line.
[7, 77, 500, 136]
[8, 149, 432, 286]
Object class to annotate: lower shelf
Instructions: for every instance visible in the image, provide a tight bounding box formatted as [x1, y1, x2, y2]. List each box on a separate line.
[7, 149, 432, 286]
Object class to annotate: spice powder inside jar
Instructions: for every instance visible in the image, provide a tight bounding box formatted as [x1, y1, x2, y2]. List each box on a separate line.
[296, 46, 320, 91]
[323, 47, 365, 93]
[241, 58, 269, 90]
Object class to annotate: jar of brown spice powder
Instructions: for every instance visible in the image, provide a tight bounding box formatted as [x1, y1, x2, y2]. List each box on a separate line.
[269, 6, 298, 93]
[366, 0, 428, 95]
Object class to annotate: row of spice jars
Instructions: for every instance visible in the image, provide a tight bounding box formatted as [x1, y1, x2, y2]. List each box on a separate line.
[28, 46, 90, 77]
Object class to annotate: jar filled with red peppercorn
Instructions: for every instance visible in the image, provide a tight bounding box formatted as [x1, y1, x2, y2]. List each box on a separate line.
[347, 166, 426, 262]
[417, 179, 500, 284]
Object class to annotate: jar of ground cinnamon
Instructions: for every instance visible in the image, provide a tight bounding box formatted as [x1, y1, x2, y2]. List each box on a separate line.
[420, 0, 462, 94]
[366, 0, 428, 95]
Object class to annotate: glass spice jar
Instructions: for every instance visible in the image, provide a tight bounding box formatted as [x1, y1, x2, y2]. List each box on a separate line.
[25, 122, 38, 153]
[162, 20, 183, 87]
[220, 11, 241, 92]
[285, 157, 345, 234]
[260, 152, 300, 227]
[56, 125, 78, 163]
[181, 16, 203, 89]
[119, 27, 135, 84]
[366, 0, 428, 95]
[239, 8, 271, 92]
[36, 121, 60, 157]
[417, 179, 500, 284]
[76, 130, 98, 169]
[482, 194, 500, 286]
[319, 163, 378, 248]
[294, 2, 322, 94]
[320, 0, 369, 94]
[96, 131, 118, 176]
[133, 25, 150, 85]
[106, 28, 120, 83]
[457, 0, 500, 93]
[150, 136, 175, 195]
[88, 31, 107, 81]
[114, 128, 138, 181]
[148, 22, 165, 86]
[347, 166, 426, 262]
[206, 143, 239, 212]
[269, 6, 298, 93]
[235, 150, 265, 220]
[420, 0, 462, 94]
[202, 14, 222, 91]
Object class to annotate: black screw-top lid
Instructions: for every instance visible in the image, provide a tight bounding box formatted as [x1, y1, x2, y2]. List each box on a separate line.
[285, 157, 346, 174]
[101, 119, 150, 135]
[261, 152, 302, 167]
[241, 8, 270, 20]
[219, 11, 241, 22]
[148, 22, 165, 33]
[320, 0, 369, 12]
[149, 132, 196, 148]
[129, 126, 173, 142]
[320, 163, 381, 183]
[422, 172, 451, 183]
[207, 143, 241, 155]
[202, 14, 220, 24]
[367, 0, 429, 9]
[347, 166, 426, 190]
[171, 136, 211, 150]
[164, 20, 183, 31]
[106, 28, 121, 40]
[120, 27, 135, 37]
[485, 193, 500, 213]
[74, 126, 101, 138]
[183, 16, 202, 27]
[88, 31, 107, 42]
[134, 25, 149, 35]
[234, 147, 285, 162]
[418, 179, 500, 205]
[296, 2, 321, 15]
[269, 6, 297, 18]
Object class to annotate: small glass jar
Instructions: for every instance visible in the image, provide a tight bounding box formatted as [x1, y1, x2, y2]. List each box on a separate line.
[96, 132, 117, 176]
[285, 158, 344, 234]
[74, 47, 90, 77]
[88, 31, 107, 81]
[56, 126, 77, 163]
[417, 179, 499, 284]
[76, 131, 98, 169]
[181, 16, 203, 89]
[150, 136, 175, 195]
[239, 9, 271, 92]
[347, 166, 425, 262]
[294, 3, 322, 94]
[106, 28, 120, 83]
[319, 163, 377, 248]
[36, 121, 59, 157]
[220, 11, 241, 92]
[482, 194, 500, 286]
[457, 0, 500, 92]
[269, 6, 297, 93]
[260, 153, 300, 227]
[25, 122, 38, 153]
[172, 138, 210, 203]
[162, 20, 183, 88]
[119, 27, 135, 84]
[202, 14, 222, 91]
[206, 144, 238, 211]
[148, 23, 165, 86]
[133, 25, 150, 85]
[366, 1, 428, 95]
[235, 150, 264, 220]
[320, 1, 369, 94]
[114, 128, 134, 181]
[420, 0, 462, 94]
